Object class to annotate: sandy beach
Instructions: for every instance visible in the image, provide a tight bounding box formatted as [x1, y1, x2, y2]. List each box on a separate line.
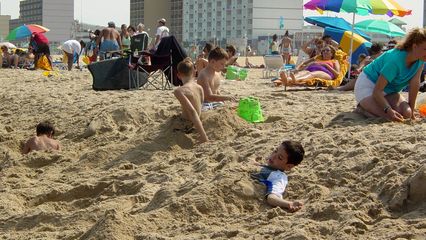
[0, 60, 425, 239]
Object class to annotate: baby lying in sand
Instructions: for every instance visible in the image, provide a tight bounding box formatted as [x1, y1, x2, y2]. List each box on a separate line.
[252, 140, 305, 212]
[22, 121, 61, 154]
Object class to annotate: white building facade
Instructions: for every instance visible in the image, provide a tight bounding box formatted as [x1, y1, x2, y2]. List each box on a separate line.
[182, 0, 303, 44]
[10, 0, 74, 43]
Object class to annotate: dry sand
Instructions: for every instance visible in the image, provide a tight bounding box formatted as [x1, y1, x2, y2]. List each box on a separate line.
[0, 59, 425, 239]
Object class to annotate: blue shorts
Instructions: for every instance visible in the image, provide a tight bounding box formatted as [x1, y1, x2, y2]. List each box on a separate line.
[100, 40, 119, 53]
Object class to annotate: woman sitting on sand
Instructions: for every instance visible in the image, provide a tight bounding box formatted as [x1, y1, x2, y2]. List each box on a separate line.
[354, 28, 426, 122]
[279, 46, 340, 86]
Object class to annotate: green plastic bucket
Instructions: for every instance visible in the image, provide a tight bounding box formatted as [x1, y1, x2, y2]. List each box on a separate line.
[238, 97, 264, 123]
[226, 66, 239, 80]
[239, 68, 248, 80]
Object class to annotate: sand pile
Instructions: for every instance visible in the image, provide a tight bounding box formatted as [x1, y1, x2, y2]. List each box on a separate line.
[0, 67, 425, 239]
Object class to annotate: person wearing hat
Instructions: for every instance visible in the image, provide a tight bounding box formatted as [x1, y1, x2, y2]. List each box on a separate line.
[97, 21, 122, 60]
[153, 18, 169, 51]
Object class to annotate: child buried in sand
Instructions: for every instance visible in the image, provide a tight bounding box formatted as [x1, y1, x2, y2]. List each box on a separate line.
[252, 140, 305, 212]
[174, 58, 209, 143]
[22, 121, 61, 154]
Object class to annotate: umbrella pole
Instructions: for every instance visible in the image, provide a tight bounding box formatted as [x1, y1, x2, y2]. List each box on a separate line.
[347, 13, 355, 80]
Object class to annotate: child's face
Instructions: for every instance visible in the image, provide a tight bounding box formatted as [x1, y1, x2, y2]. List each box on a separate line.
[210, 58, 227, 72]
[268, 145, 295, 171]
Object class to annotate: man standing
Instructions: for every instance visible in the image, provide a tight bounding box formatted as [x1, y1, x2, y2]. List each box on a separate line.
[97, 21, 122, 60]
[153, 18, 169, 51]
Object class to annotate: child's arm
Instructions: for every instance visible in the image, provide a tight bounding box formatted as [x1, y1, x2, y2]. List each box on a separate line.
[266, 194, 303, 212]
[174, 90, 209, 143]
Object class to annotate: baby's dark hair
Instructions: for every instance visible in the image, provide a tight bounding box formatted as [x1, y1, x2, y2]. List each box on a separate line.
[177, 57, 194, 76]
[281, 140, 304, 165]
[208, 47, 228, 61]
[36, 121, 55, 136]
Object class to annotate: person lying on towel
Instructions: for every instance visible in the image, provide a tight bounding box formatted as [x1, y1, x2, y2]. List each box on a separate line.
[279, 46, 340, 86]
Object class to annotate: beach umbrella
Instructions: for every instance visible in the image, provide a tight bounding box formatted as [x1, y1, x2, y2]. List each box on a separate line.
[6, 24, 49, 40]
[304, 16, 371, 40]
[304, 0, 411, 77]
[355, 19, 405, 37]
[304, 0, 411, 17]
[324, 27, 371, 63]
[0, 42, 17, 49]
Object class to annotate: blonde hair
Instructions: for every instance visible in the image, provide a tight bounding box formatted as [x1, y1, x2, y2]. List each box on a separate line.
[396, 28, 426, 51]
[177, 57, 194, 76]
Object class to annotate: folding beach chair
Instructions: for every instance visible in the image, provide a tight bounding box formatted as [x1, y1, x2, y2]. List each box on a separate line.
[137, 51, 173, 90]
[262, 55, 284, 78]
[130, 33, 149, 53]
[132, 36, 187, 90]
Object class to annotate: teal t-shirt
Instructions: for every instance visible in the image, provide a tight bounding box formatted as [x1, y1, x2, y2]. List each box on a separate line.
[363, 49, 424, 94]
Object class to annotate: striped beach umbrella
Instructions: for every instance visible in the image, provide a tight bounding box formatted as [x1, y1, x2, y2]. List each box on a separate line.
[304, 0, 411, 77]
[6, 24, 49, 41]
[304, 0, 411, 17]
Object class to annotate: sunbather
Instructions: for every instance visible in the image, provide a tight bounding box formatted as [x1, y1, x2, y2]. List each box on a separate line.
[279, 46, 340, 86]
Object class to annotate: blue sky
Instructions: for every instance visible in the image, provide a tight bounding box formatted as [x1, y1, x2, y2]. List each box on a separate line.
[0, 0, 423, 29]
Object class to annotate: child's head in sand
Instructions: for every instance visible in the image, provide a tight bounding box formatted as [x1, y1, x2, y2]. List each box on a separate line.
[268, 140, 304, 171]
[208, 47, 228, 72]
[36, 121, 56, 137]
[177, 57, 195, 83]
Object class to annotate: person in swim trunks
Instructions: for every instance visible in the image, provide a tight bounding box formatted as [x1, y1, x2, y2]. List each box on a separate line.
[279, 46, 340, 86]
[97, 21, 122, 60]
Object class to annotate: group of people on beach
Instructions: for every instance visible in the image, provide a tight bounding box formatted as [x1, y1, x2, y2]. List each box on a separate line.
[278, 28, 426, 123]
[20, 26, 426, 213]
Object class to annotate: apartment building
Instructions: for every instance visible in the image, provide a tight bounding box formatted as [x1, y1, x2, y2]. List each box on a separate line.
[0, 15, 11, 39]
[130, 0, 303, 46]
[9, 0, 73, 43]
[183, 0, 302, 44]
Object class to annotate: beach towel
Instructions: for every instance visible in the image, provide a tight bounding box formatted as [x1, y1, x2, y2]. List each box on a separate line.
[36, 55, 52, 71]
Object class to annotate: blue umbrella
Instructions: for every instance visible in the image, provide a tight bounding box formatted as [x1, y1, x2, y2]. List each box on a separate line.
[304, 16, 371, 41]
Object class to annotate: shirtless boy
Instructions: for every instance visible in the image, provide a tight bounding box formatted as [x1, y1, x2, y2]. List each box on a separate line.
[97, 21, 122, 60]
[22, 121, 61, 154]
[197, 47, 236, 102]
[174, 58, 208, 143]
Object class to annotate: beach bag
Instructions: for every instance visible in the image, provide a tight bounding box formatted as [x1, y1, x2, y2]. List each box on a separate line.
[36, 55, 52, 71]
[226, 66, 248, 80]
[237, 97, 264, 123]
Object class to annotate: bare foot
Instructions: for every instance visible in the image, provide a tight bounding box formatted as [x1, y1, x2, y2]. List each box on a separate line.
[289, 72, 296, 83]
[279, 71, 288, 86]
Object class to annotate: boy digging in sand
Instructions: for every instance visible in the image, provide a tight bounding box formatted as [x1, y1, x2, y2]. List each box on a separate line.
[197, 47, 236, 103]
[174, 58, 209, 143]
[252, 140, 305, 212]
[22, 121, 61, 154]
